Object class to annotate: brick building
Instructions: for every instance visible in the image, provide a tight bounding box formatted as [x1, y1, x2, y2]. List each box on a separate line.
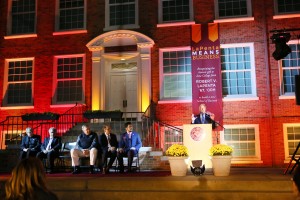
[0, 0, 300, 167]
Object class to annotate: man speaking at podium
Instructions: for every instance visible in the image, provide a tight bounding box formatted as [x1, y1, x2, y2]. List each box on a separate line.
[191, 103, 216, 129]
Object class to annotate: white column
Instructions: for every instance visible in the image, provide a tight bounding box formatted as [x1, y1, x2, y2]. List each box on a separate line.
[90, 47, 104, 110]
[138, 43, 153, 112]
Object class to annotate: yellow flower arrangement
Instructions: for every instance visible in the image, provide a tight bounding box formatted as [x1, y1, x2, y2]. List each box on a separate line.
[166, 144, 189, 157]
[209, 144, 233, 156]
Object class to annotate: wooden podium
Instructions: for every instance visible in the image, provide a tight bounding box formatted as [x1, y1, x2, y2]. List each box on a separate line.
[183, 124, 213, 168]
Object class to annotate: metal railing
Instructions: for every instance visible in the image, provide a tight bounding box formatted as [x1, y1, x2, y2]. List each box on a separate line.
[0, 103, 87, 149]
[0, 102, 183, 151]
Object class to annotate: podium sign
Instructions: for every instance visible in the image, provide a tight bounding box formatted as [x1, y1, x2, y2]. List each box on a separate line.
[183, 124, 213, 168]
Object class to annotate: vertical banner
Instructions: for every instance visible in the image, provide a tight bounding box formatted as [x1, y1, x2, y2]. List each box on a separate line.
[191, 23, 223, 131]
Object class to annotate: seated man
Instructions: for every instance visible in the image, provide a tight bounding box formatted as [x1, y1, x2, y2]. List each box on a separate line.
[36, 127, 62, 173]
[99, 124, 118, 174]
[19, 127, 41, 160]
[117, 122, 142, 173]
[70, 124, 98, 174]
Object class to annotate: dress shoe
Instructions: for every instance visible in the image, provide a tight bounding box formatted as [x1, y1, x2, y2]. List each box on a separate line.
[72, 166, 81, 174]
[89, 165, 95, 174]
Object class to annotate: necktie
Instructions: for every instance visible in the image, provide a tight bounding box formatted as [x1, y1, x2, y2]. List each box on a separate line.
[202, 114, 205, 123]
[46, 138, 53, 151]
[106, 134, 111, 148]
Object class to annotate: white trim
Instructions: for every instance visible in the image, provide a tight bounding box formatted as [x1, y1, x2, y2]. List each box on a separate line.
[223, 96, 259, 101]
[214, 17, 254, 23]
[279, 40, 300, 96]
[283, 123, 300, 163]
[221, 124, 262, 163]
[220, 43, 257, 98]
[0, 106, 34, 110]
[104, 0, 139, 31]
[54, 0, 87, 32]
[273, 0, 300, 18]
[158, 100, 192, 104]
[50, 104, 82, 108]
[273, 14, 300, 19]
[6, 0, 37, 36]
[3, 57, 35, 107]
[4, 34, 38, 39]
[159, 46, 192, 101]
[157, 21, 195, 28]
[52, 54, 86, 105]
[214, 0, 252, 20]
[279, 94, 295, 99]
[158, 0, 194, 24]
[53, 30, 87, 36]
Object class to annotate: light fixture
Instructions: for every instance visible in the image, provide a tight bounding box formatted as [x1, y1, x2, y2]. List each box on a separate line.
[270, 32, 291, 60]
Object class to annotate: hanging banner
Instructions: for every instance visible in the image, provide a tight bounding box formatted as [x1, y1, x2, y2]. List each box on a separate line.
[191, 23, 223, 131]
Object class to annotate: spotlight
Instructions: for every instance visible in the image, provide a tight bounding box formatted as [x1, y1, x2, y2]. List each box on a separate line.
[271, 32, 291, 60]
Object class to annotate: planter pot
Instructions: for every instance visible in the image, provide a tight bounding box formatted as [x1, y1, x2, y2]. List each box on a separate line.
[211, 155, 232, 176]
[168, 156, 189, 176]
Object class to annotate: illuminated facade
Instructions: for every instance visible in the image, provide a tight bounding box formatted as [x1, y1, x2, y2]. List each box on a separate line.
[0, 0, 300, 167]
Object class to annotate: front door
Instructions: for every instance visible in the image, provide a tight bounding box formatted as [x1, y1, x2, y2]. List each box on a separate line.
[108, 61, 138, 118]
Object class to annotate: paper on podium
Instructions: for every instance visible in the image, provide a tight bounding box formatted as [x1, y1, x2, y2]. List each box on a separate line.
[183, 124, 213, 168]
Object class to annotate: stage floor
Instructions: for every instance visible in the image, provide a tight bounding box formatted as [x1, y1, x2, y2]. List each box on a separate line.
[0, 168, 296, 200]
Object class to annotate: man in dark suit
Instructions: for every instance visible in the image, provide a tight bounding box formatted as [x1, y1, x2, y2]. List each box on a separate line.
[98, 124, 118, 174]
[192, 103, 216, 129]
[117, 122, 142, 173]
[36, 127, 62, 173]
[19, 127, 41, 160]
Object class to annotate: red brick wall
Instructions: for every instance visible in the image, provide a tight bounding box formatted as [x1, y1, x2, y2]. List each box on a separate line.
[0, 0, 299, 167]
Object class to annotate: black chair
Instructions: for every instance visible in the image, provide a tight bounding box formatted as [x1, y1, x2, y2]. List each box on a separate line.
[57, 142, 76, 172]
[116, 150, 140, 172]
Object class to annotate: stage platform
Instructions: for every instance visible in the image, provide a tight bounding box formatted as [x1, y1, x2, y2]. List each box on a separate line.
[0, 168, 296, 200]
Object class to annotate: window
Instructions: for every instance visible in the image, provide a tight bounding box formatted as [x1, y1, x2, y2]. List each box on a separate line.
[280, 41, 300, 96]
[56, 0, 86, 31]
[221, 43, 257, 99]
[214, 0, 252, 19]
[159, 47, 192, 100]
[53, 55, 85, 104]
[8, 0, 36, 35]
[3, 58, 33, 106]
[158, 0, 193, 23]
[283, 124, 300, 161]
[221, 125, 261, 163]
[275, 0, 300, 15]
[104, 0, 139, 31]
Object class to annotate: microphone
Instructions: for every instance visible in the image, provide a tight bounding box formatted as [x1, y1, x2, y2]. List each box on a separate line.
[204, 113, 211, 118]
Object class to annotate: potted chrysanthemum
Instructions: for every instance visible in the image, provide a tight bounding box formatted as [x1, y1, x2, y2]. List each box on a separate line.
[209, 144, 233, 176]
[166, 144, 189, 176]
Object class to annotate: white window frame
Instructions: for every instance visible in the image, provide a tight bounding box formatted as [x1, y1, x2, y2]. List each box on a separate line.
[52, 54, 85, 105]
[54, 0, 87, 33]
[279, 40, 300, 99]
[157, 0, 194, 26]
[221, 124, 262, 164]
[104, 0, 140, 31]
[158, 46, 192, 102]
[6, 0, 37, 36]
[283, 123, 300, 163]
[273, 0, 300, 19]
[3, 58, 35, 108]
[214, 0, 254, 23]
[221, 43, 258, 101]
